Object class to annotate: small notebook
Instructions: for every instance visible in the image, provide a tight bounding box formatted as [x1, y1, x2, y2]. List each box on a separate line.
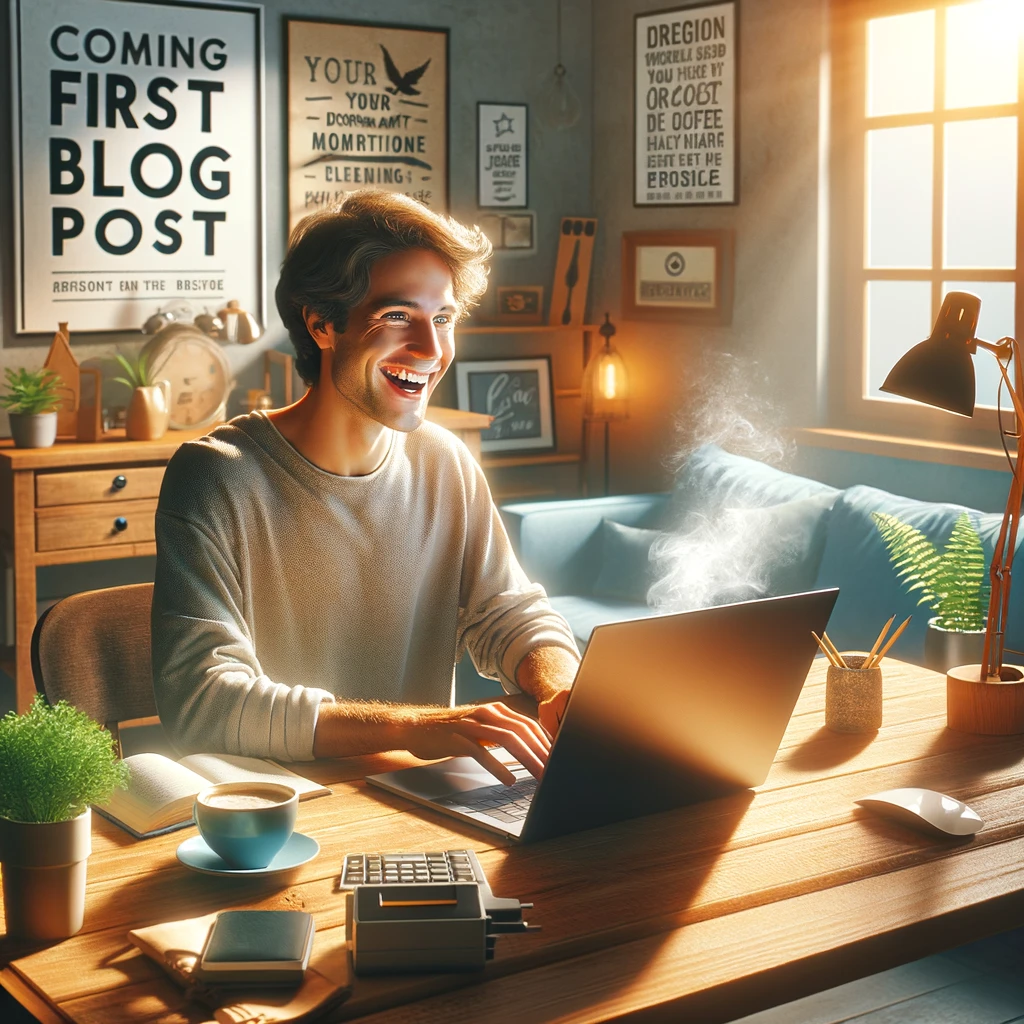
[95, 752, 331, 839]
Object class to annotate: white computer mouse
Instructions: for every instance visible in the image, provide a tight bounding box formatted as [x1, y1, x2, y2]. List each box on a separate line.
[855, 788, 983, 837]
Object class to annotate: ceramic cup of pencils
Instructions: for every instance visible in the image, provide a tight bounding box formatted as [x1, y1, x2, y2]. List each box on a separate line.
[825, 653, 883, 734]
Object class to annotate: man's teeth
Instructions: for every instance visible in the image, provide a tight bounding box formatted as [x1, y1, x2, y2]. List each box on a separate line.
[384, 368, 429, 384]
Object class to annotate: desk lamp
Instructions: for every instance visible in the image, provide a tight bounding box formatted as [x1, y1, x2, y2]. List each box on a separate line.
[583, 313, 629, 495]
[881, 290, 1024, 733]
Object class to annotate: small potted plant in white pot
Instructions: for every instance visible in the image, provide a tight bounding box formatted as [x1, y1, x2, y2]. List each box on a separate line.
[873, 511, 990, 672]
[0, 695, 128, 941]
[1, 368, 64, 448]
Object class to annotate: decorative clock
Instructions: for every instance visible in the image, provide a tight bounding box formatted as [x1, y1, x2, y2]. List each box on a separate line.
[141, 323, 233, 430]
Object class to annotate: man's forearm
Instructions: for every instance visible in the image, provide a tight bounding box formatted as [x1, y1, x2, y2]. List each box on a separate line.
[515, 645, 579, 703]
[312, 700, 428, 759]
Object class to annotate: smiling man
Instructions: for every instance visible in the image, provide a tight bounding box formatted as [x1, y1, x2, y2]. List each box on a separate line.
[151, 190, 580, 784]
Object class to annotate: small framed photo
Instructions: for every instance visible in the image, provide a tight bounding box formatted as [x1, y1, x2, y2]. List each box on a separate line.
[477, 102, 528, 208]
[621, 229, 735, 324]
[502, 213, 534, 249]
[455, 357, 555, 454]
[496, 285, 544, 325]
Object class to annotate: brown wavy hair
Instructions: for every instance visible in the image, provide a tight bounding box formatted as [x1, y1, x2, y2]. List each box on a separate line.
[275, 191, 492, 385]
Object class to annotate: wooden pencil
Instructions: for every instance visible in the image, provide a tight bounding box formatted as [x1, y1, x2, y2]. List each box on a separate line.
[812, 631, 840, 667]
[865, 615, 896, 667]
[866, 616, 911, 668]
[821, 631, 848, 668]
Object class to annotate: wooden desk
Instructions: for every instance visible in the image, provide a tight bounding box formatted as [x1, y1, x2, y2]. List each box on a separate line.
[0, 431, 209, 714]
[3, 660, 1024, 1022]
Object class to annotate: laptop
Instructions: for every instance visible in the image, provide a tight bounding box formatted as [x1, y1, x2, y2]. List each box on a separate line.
[367, 588, 839, 843]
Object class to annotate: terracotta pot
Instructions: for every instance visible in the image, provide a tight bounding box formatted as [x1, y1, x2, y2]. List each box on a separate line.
[924, 618, 986, 673]
[8, 411, 57, 448]
[0, 809, 92, 940]
[126, 380, 171, 441]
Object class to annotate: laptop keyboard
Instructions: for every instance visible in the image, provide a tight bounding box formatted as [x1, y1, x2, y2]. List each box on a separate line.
[434, 776, 538, 823]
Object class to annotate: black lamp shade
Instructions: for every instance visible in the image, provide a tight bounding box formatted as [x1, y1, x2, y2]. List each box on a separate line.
[879, 291, 981, 418]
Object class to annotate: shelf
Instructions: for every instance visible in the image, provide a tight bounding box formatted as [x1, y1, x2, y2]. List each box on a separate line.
[482, 452, 581, 470]
[459, 324, 598, 335]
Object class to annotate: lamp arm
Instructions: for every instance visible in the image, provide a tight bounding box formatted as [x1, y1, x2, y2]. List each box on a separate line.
[979, 336, 1023, 679]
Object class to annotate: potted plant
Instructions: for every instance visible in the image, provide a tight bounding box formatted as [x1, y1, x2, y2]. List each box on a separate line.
[0, 368, 64, 448]
[0, 695, 128, 941]
[112, 352, 170, 440]
[872, 511, 990, 672]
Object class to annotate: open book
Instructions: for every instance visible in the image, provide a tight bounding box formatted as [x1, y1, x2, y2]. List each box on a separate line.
[95, 752, 331, 840]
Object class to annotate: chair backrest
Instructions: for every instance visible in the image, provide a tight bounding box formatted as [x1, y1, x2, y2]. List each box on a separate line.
[31, 583, 157, 738]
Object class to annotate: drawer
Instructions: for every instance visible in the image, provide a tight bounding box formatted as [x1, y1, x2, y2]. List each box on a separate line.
[36, 466, 166, 508]
[36, 499, 158, 553]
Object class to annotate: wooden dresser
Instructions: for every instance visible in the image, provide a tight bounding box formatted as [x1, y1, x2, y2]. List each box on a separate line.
[0, 407, 491, 714]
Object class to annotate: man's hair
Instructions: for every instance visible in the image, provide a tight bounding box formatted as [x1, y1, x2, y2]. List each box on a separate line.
[276, 190, 492, 385]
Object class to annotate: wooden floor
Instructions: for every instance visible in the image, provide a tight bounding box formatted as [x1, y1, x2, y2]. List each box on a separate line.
[733, 926, 1024, 1024]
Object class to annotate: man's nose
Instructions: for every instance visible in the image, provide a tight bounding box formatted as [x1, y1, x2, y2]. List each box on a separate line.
[407, 320, 445, 361]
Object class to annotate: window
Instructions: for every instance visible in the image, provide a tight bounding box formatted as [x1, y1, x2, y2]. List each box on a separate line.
[832, 0, 1022, 438]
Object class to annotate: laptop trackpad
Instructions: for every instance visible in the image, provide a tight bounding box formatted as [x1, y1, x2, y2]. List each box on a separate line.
[373, 757, 506, 800]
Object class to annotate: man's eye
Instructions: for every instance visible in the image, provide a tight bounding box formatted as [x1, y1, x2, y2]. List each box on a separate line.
[382, 311, 409, 321]
[434, 315, 452, 326]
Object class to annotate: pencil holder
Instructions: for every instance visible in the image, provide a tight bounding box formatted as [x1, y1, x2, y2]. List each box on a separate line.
[826, 653, 882, 733]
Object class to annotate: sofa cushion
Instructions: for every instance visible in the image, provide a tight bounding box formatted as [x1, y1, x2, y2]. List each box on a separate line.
[591, 519, 664, 603]
[812, 484, 1023, 664]
[648, 492, 837, 611]
[548, 594, 657, 649]
[673, 444, 840, 520]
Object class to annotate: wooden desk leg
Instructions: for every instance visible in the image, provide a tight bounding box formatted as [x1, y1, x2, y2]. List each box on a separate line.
[12, 473, 36, 713]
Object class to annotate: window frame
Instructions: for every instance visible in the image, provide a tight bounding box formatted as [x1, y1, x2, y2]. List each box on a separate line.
[829, 0, 1024, 446]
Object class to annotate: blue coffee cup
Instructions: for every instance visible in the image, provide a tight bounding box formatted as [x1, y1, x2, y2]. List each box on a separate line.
[194, 782, 298, 870]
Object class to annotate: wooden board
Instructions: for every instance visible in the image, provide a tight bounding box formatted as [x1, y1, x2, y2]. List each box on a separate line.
[35, 499, 157, 553]
[3, 661, 1024, 1023]
[36, 467, 166, 508]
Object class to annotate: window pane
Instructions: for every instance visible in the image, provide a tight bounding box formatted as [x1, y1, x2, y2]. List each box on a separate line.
[866, 281, 934, 400]
[944, 117, 1017, 268]
[867, 11, 935, 116]
[946, 1, 1020, 109]
[867, 126, 933, 268]
[943, 280, 1016, 409]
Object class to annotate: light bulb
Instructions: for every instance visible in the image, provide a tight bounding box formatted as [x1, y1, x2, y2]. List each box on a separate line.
[603, 361, 617, 399]
[535, 64, 582, 130]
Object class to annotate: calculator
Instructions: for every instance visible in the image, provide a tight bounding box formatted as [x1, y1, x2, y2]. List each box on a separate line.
[340, 849, 487, 888]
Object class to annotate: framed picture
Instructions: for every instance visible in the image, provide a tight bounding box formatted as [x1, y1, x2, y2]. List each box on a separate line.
[477, 212, 534, 252]
[634, 2, 738, 207]
[496, 286, 544, 325]
[477, 102, 528, 208]
[622, 229, 735, 324]
[10, 0, 265, 335]
[455, 357, 555, 454]
[549, 217, 597, 326]
[286, 18, 448, 231]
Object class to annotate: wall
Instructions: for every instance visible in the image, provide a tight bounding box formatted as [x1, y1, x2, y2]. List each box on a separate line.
[0, 0, 593, 609]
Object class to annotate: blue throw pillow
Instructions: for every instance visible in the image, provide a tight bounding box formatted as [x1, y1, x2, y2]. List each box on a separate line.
[674, 444, 840, 521]
[591, 519, 664, 603]
[813, 485, 1022, 665]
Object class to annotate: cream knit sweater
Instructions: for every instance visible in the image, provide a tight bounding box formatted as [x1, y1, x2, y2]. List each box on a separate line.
[152, 412, 579, 761]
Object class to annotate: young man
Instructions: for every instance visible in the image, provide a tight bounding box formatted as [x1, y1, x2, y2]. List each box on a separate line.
[151, 191, 579, 784]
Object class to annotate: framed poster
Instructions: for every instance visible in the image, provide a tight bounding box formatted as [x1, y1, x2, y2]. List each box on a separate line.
[477, 102, 527, 208]
[287, 18, 448, 231]
[496, 286, 544, 325]
[10, 0, 265, 336]
[634, 2, 738, 206]
[455, 357, 555, 454]
[622, 229, 734, 324]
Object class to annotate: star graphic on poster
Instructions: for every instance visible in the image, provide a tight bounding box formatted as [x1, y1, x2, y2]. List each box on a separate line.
[493, 113, 515, 137]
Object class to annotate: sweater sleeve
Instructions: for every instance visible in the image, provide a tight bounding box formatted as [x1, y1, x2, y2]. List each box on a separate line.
[455, 455, 580, 693]
[152, 509, 335, 761]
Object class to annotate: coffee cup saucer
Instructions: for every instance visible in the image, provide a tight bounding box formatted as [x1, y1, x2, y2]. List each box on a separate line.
[176, 831, 319, 877]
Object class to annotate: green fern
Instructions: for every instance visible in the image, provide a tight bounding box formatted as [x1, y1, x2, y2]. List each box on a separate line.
[872, 511, 990, 631]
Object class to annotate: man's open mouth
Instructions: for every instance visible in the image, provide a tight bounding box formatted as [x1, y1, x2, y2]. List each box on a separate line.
[380, 366, 430, 395]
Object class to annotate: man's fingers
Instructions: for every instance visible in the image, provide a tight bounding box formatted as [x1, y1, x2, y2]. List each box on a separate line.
[470, 703, 551, 754]
[455, 721, 547, 780]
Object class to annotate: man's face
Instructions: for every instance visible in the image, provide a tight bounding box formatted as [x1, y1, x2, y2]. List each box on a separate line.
[325, 248, 457, 432]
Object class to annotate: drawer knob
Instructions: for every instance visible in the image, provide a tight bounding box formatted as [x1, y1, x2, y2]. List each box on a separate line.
[112, 474, 127, 490]
[113, 517, 128, 533]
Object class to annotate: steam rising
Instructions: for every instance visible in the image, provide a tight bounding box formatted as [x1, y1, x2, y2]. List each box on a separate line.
[648, 353, 797, 614]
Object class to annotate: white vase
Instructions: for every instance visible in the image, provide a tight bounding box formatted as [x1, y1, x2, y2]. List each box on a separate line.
[0, 808, 92, 940]
[8, 410, 58, 448]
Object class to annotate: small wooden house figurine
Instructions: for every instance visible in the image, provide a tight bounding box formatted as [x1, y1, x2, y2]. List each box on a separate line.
[44, 322, 80, 437]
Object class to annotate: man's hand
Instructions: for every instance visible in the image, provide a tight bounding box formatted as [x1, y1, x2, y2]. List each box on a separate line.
[537, 688, 570, 739]
[400, 703, 551, 786]
[515, 645, 578, 738]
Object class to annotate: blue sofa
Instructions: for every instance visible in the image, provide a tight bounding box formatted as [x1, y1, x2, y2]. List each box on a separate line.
[494, 444, 1023, 673]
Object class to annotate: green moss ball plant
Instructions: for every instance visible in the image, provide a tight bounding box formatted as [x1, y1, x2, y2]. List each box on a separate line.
[0, 695, 128, 823]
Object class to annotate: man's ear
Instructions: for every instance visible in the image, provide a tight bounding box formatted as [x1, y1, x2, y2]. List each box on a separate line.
[302, 307, 335, 351]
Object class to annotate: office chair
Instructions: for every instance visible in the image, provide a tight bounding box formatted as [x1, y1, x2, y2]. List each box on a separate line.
[31, 583, 160, 756]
